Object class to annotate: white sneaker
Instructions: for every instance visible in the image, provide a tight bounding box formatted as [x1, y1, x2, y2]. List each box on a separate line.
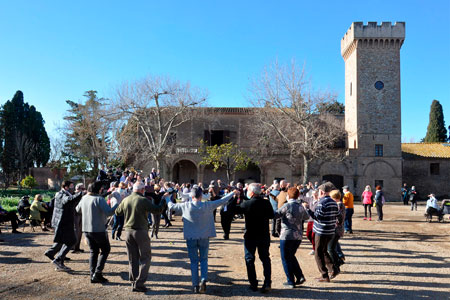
[309, 250, 315, 255]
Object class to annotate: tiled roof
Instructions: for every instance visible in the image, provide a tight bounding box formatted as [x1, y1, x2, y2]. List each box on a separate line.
[402, 143, 450, 158]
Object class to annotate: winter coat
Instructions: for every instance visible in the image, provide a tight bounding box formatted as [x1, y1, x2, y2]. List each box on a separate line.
[362, 191, 373, 205]
[51, 189, 82, 244]
[30, 200, 47, 221]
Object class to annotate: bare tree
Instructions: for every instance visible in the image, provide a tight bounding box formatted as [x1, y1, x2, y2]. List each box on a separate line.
[249, 60, 346, 183]
[111, 75, 208, 177]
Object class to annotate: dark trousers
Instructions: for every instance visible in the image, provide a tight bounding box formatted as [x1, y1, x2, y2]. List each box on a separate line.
[327, 234, 341, 270]
[411, 200, 417, 211]
[244, 237, 271, 286]
[151, 213, 161, 237]
[220, 212, 233, 238]
[306, 221, 315, 250]
[0, 211, 19, 230]
[85, 232, 111, 276]
[344, 208, 353, 232]
[280, 239, 303, 285]
[112, 214, 124, 238]
[402, 195, 408, 205]
[46, 241, 73, 263]
[314, 234, 335, 278]
[364, 204, 372, 218]
[73, 214, 83, 250]
[125, 229, 152, 288]
[162, 210, 171, 225]
[376, 204, 383, 221]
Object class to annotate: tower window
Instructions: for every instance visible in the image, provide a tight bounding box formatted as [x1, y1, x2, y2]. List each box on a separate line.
[350, 82, 352, 96]
[430, 163, 440, 175]
[375, 144, 383, 157]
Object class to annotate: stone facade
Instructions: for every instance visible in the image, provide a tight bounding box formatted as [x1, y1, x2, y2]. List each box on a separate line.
[139, 22, 447, 201]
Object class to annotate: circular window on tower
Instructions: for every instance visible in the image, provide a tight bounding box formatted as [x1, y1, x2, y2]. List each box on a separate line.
[374, 81, 384, 90]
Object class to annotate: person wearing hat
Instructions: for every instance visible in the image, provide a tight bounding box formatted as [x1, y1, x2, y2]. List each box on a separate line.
[342, 186, 354, 234]
[305, 182, 339, 282]
[115, 181, 167, 293]
[167, 187, 237, 293]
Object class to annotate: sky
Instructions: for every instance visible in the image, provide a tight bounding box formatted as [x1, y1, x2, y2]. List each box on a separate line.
[0, 0, 449, 142]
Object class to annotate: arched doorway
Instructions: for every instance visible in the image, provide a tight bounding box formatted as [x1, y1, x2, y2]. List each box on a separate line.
[172, 160, 197, 184]
[322, 174, 344, 191]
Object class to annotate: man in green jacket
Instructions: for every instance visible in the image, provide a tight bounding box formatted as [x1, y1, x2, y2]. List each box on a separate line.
[115, 181, 166, 293]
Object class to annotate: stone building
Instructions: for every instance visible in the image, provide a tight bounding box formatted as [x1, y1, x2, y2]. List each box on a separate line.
[402, 143, 450, 198]
[141, 22, 449, 201]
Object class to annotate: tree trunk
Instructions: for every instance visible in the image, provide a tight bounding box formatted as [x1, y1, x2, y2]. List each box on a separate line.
[226, 168, 231, 184]
[303, 155, 309, 184]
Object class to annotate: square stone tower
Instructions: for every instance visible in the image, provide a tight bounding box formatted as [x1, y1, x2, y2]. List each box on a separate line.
[341, 22, 405, 199]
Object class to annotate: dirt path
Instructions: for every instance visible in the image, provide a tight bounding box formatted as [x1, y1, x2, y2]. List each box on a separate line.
[1, 203, 449, 300]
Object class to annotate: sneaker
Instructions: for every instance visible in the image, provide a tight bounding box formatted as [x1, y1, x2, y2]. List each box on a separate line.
[193, 286, 200, 293]
[260, 283, 271, 293]
[283, 282, 294, 289]
[295, 276, 306, 285]
[249, 284, 258, 292]
[309, 250, 315, 255]
[363, 217, 367, 220]
[53, 259, 71, 272]
[369, 218, 372, 221]
[115, 236, 123, 241]
[11, 230, 22, 234]
[223, 235, 229, 240]
[199, 279, 207, 293]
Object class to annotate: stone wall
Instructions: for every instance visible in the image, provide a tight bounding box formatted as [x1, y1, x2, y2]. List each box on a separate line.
[403, 158, 450, 199]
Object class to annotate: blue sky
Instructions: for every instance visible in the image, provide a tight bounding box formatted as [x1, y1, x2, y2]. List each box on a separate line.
[0, 0, 449, 142]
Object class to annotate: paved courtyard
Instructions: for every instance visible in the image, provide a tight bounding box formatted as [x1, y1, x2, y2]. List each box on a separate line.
[1, 203, 449, 300]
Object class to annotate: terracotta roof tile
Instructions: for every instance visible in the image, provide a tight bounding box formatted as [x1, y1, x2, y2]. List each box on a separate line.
[402, 143, 450, 158]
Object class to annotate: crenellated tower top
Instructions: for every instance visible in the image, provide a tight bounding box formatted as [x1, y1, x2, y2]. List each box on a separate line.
[341, 22, 405, 61]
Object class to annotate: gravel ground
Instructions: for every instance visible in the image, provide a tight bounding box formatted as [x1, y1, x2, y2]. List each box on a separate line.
[1, 203, 449, 300]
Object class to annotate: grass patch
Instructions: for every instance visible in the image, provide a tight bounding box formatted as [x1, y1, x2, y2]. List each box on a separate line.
[0, 189, 56, 213]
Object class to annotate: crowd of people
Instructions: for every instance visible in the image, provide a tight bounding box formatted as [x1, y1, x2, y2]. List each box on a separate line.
[1, 167, 449, 293]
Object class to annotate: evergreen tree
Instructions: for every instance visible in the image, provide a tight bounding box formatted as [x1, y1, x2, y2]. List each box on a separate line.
[62, 90, 111, 177]
[424, 100, 447, 143]
[0, 91, 50, 186]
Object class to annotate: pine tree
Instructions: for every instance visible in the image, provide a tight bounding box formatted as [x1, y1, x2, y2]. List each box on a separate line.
[424, 100, 447, 143]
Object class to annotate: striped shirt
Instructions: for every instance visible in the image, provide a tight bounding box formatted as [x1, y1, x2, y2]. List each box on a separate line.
[309, 196, 338, 236]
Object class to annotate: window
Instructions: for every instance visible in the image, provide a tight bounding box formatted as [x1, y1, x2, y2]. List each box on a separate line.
[375, 180, 384, 188]
[430, 163, 440, 176]
[167, 132, 176, 145]
[204, 130, 231, 146]
[350, 82, 352, 96]
[375, 144, 383, 157]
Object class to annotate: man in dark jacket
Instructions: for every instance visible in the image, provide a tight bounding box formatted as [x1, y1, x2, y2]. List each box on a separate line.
[44, 180, 82, 272]
[235, 183, 274, 293]
[220, 188, 238, 240]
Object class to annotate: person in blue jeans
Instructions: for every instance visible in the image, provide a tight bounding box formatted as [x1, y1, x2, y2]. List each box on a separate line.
[274, 187, 310, 288]
[234, 183, 274, 293]
[167, 186, 236, 294]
